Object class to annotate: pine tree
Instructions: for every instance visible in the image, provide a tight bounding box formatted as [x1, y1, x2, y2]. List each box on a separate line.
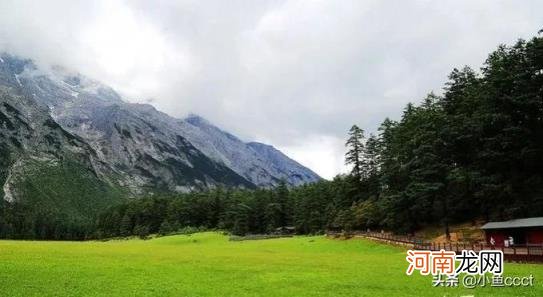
[119, 214, 132, 237]
[345, 125, 366, 180]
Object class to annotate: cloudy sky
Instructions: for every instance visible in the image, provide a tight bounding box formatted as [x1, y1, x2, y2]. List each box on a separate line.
[0, 0, 541, 179]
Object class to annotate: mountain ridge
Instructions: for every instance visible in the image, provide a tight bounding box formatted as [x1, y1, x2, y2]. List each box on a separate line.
[0, 53, 321, 200]
[0, 52, 321, 237]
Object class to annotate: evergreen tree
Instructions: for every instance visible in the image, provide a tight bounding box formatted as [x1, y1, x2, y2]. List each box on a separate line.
[345, 125, 366, 180]
[119, 214, 132, 237]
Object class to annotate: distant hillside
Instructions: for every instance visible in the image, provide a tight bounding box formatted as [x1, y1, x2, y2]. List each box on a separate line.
[0, 53, 320, 239]
[0, 87, 124, 238]
[0, 54, 320, 193]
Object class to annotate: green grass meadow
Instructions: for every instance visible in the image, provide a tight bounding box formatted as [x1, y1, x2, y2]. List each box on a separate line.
[0, 232, 541, 296]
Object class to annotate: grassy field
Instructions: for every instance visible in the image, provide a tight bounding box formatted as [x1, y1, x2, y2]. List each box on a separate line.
[0, 232, 541, 296]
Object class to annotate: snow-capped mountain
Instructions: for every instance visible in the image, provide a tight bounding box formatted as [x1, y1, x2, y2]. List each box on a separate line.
[0, 53, 321, 200]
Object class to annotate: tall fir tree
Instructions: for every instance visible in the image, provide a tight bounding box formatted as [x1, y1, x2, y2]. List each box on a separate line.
[345, 125, 366, 180]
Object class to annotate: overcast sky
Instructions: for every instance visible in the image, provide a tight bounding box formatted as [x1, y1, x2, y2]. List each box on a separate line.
[0, 0, 541, 179]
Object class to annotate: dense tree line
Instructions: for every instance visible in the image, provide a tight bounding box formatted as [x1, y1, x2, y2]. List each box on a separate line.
[93, 177, 362, 238]
[1, 33, 541, 240]
[0, 202, 96, 240]
[332, 35, 543, 236]
[372, 35, 543, 235]
[95, 183, 292, 238]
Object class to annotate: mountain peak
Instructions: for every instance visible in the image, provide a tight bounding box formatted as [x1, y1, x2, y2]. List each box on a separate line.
[246, 141, 274, 149]
[1, 52, 321, 192]
[185, 113, 210, 125]
[247, 142, 321, 185]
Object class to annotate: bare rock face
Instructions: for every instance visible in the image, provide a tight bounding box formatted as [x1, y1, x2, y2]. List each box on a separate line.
[0, 53, 321, 201]
[0, 78, 123, 222]
[180, 116, 321, 187]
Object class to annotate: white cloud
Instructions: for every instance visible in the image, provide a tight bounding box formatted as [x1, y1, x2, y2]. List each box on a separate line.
[274, 134, 348, 180]
[1, 0, 542, 179]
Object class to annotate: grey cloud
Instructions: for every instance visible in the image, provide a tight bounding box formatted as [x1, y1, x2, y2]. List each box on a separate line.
[1, 0, 542, 178]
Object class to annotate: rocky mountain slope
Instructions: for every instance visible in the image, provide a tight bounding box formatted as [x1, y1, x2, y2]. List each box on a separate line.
[0, 53, 321, 201]
[0, 83, 124, 227]
[179, 115, 321, 187]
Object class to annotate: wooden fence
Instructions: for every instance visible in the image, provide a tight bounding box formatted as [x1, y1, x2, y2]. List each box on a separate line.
[328, 231, 543, 263]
